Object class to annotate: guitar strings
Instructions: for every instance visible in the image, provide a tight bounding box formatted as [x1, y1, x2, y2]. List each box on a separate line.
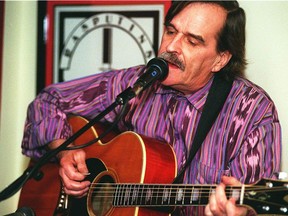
[88, 182, 287, 193]
[83, 183, 288, 204]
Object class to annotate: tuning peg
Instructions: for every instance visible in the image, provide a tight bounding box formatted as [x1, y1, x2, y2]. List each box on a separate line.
[275, 172, 288, 180]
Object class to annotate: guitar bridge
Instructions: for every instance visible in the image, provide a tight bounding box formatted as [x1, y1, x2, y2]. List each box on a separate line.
[54, 186, 70, 216]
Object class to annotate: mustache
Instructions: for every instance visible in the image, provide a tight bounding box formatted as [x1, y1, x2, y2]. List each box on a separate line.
[158, 52, 185, 71]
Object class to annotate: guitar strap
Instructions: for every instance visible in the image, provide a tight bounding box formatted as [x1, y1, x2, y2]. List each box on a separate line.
[173, 73, 233, 183]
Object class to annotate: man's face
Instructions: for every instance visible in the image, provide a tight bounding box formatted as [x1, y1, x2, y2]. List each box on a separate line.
[158, 3, 231, 94]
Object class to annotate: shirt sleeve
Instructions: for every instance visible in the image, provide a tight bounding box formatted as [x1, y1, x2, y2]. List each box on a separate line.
[21, 66, 143, 159]
[230, 101, 282, 184]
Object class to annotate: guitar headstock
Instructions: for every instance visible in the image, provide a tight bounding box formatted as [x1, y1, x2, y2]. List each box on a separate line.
[243, 178, 288, 215]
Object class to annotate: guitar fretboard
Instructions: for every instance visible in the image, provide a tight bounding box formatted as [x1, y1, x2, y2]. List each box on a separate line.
[111, 184, 242, 207]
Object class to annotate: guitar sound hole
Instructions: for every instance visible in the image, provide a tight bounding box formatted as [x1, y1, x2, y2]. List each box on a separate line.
[90, 175, 115, 216]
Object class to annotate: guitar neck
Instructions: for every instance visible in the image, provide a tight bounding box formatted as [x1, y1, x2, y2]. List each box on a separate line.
[103, 183, 243, 207]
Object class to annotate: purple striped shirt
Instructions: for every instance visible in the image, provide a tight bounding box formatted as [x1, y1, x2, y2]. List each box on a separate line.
[21, 65, 281, 214]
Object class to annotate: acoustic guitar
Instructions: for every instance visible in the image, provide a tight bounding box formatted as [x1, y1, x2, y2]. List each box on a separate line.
[18, 116, 288, 215]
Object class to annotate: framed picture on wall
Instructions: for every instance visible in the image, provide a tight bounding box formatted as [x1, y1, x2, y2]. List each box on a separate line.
[36, 0, 171, 92]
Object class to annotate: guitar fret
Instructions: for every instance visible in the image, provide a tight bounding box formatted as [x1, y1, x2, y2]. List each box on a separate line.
[190, 186, 195, 204]
[124, 184, 129, 205]
[185, 186, 192, 205]
[225, 186, 241, 204]
[153, 185, 158, 205]
[144, 185, 151, 204]
[168, 186, 172, 205]
[162, 186, 169, 204]
[184, 185, 193, 205]
[150, 185, 155, 205]
[124, 184, 127, 205]
[150, 185, 156, 205]
[118, 184, 123, 205]
[170, 186, 176, 204]
[129, 184, 134, 205]
[131, 184, 138, 205]
[192, 187, 199, 203]
[121, 185, 125, 205]
[113, 185, 118, 206]
[161, 185, 167, 205]
[199, 186, 209, 205]
[156, 185, 162, 205]
[125, 184, 132, 206]
[155, 185, 162, 205]
[138, 184, 144, 205]
[182, 186, 187, 204]
[114, 184, 120, 206]
[176, 186, 184, 204]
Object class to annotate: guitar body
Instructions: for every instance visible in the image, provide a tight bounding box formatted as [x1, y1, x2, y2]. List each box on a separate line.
[18, 116, 177, 216]
[18, 160, 61, 215]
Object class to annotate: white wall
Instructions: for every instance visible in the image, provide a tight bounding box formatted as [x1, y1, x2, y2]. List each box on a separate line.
[0, 1, 287, 214]
[240, 1, 288, 173]
[0, 1, 37, 214]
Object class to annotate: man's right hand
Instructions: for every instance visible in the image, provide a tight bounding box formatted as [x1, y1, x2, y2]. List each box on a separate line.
[49, 139, 91, 198]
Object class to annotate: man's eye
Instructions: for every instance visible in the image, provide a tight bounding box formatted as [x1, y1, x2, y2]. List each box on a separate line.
[165, 27, 176, 35]
[188, 40, 196, 46]
[187, 37, 198, 46]
[167, 30, 175, 35]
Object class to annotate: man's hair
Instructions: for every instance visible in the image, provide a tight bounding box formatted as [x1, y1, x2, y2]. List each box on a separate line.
[165, 1, 247, 80]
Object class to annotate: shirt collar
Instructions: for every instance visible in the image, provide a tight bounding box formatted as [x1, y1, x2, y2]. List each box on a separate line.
[155, 77, 214, 111]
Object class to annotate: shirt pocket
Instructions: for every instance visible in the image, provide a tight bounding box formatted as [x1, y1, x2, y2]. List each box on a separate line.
[186, 161, 231, 184]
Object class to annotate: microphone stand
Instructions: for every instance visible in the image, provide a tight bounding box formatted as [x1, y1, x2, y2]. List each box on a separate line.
[0, 86, 136, 202]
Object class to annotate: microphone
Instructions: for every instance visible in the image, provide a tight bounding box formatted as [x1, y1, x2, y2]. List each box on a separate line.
[116, 57, 168, 104]
[4, 207, 35, 216]
[132, 57, 168, 96]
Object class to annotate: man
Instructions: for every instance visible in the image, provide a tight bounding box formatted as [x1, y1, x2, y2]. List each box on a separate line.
[22, 1, 281, 215]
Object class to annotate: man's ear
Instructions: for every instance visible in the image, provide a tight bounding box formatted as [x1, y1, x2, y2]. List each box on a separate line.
[212, 51, 232, 72]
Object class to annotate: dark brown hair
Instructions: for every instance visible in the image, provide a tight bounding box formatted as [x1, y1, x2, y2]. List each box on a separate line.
[165, 1, 247, 80]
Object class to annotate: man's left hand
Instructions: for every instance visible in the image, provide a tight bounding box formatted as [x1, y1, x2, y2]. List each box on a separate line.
[204, 176, 249, 216]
